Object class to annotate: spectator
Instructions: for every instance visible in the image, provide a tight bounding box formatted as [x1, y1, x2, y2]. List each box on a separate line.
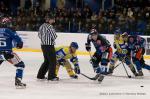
[0, 0, 149, 35]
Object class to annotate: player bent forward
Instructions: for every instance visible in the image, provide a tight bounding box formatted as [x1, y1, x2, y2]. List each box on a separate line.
[55, 42, 80, 79]
[109, 30, 138, 76]
[128, 35, 150, 76]
[85, 28, 113, 82]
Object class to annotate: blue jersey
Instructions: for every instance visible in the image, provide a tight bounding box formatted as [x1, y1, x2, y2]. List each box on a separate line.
[0, 28, 23, 51]
[127, 36, 137, 51]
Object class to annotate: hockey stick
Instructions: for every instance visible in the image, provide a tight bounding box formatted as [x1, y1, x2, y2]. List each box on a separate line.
[114, 62, 121, 69]
[88, 51, 120, 69]
[80, 62, 122, 80]
[80, 73, 96, 80]
[80, 72, 134, 80]
[81, 53, 131, 80]
[121, 61, 131, 78]
[83, 51, 122, 80]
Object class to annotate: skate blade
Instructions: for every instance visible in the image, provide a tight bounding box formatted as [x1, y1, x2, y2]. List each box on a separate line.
[135, 76, 144, 79]
[97, 76, 104, 83]
[107, 73, 113, 76]
[98, 81, 102, 84]
[37, 79, 47, 82]
[16, 85, 26, 89]
[97, 79, 103, 84]
[70, 77, 78, 79]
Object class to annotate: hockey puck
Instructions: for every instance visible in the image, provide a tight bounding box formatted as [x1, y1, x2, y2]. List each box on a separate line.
[140, 86, 144, 87]
[128, 76, 131, 78]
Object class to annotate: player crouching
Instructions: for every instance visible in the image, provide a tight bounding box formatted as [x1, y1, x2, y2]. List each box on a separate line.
[55, 42, 80, 79]
[128, 35, 150, 76]
[108, 29, 138, 77]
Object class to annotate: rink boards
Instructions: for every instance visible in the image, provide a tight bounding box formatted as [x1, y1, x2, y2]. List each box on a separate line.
[14, 31, 150, 59]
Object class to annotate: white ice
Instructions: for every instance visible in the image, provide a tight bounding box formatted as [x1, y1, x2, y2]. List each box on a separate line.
[0, 52, 149, 99]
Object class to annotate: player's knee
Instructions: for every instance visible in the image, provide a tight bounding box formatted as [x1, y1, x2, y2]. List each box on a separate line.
[15, 61, 25, 68]
[90, 56, 98, 67]
[4, 52, 14, 59]
[125, 58, 131, 65]
[110, 58, 115, 65]
[67, 68, 74, 74]
[125, 61, 130, 65]
[134, 60, 140, 65]
[133, 60, 141, 68]
[91, 60, 99, 68]
[101, 59, 109, 66]
[91, 56, 97, 63]
[95, 67, 101, 73]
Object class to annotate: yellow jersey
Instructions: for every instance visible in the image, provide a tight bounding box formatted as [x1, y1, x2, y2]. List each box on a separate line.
[114, 34, 127, 50]
[55, 46, 77, 60]
[55, 46, 79, 66]
[114, 34, 128, 55]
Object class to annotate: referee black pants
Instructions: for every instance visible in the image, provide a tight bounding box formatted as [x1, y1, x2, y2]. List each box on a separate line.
[37, 45, 56, 80]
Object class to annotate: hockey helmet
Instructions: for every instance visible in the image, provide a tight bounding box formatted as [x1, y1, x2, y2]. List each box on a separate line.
[70, 42, 79, 49]
[114, 27, 122, 34]
[122, 32, 128, 41]
[90, 29, 98, 35]
[0, 17, 12, 28]
[122, 32, 128, 37]
[128, 35, 135, 43]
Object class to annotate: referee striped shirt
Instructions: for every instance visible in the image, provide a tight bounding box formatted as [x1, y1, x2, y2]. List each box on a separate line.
[38, 23, 57, 45]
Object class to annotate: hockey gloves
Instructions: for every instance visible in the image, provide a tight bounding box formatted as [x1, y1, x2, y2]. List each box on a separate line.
[16, 42, 23, 49]
[74, 65, 80, 74]
[2, 51, 14, 60]
[85, 43, 91, 51]
[58, 59, 66, 66]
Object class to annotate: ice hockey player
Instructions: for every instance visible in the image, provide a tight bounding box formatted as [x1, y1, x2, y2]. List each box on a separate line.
[128, 35, 150, 76]
[55, 42, 80, 79]
[0, 17, 26, 88]
[135, 35, 150, 71]
[85, 28, 113, 82]
[108, 29, 138, 76]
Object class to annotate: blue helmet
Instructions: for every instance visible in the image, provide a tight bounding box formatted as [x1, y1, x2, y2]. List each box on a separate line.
[70, 42, 79, 49]
[114, 27, 122, 34]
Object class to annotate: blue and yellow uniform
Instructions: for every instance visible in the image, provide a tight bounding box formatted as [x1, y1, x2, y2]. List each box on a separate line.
[109, 32, 138, 76]
[128, 35, 150, 76]
[55, 46, 80, 78]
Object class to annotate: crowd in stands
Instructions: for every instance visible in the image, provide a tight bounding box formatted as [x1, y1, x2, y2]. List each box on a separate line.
[0, 0, 150, 35]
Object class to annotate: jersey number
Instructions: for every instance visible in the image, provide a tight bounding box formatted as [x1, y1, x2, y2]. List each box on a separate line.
[0, 38, 7, 47]
[56, 49, 65, 60]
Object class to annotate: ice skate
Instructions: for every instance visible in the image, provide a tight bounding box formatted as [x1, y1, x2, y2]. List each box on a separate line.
[97, 74, 104, 83]
[70, 75, 78, 79]
[15, 78, 26, 89]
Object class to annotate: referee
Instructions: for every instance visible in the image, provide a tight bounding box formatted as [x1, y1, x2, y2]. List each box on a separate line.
[37, 16, 58, 81]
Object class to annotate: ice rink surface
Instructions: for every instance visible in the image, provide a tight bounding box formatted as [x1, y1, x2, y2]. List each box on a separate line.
[0, 52, 149, 99]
